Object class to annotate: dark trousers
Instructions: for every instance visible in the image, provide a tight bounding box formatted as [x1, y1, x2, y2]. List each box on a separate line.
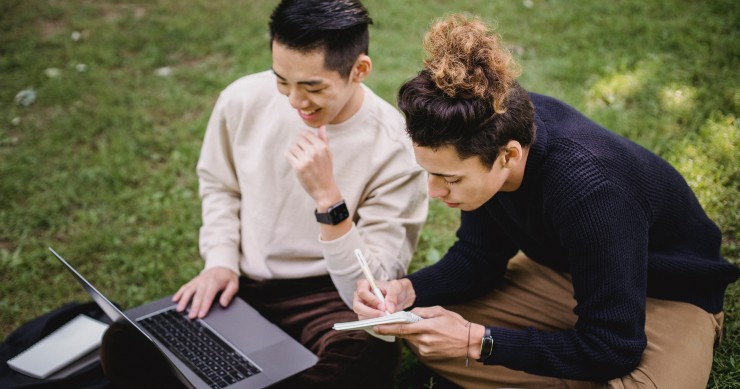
[238, 275, 401, 389]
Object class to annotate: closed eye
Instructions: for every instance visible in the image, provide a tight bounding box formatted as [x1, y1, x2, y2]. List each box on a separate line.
[444, 177, 461, 185]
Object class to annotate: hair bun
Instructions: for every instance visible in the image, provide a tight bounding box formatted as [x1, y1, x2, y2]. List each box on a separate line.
[423, 14, 520, 113]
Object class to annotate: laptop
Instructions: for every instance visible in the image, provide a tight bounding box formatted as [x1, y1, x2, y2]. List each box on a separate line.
[49, 247, 318, 388]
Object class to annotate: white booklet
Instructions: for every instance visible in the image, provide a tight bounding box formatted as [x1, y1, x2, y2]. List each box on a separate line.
[333, 311, 423, 342]
[7, 314, 109, 379]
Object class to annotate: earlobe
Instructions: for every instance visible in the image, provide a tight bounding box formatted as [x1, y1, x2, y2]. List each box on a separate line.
[352, 55, 372, 82]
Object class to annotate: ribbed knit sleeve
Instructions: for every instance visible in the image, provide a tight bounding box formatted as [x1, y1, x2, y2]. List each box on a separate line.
[491, 179, 650, 380]
[409, 207, 518, 307]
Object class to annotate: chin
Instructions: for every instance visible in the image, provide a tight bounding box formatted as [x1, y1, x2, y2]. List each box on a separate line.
[459, 203, 483, 212]
[301, 118, 324, 128]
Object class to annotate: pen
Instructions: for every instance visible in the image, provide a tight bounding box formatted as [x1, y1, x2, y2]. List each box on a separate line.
[354, 249, 390, 315]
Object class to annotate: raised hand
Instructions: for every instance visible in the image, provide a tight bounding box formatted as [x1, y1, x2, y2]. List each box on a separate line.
[284, 125, 341, 207]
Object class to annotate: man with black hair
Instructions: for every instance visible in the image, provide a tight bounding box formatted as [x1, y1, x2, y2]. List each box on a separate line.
[103, 1, 427, 388]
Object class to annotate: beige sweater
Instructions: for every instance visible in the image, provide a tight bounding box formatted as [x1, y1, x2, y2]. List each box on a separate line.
[196, 71, 428, 306]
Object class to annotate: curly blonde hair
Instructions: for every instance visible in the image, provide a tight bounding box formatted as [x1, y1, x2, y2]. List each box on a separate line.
[423, 14, 520, 114]
[397, 14, 534, 167]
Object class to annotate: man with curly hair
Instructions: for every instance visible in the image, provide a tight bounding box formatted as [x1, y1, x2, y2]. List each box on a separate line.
[353, 14, 739, 388]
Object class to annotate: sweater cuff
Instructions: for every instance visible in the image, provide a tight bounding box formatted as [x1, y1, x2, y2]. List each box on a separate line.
[320, 223, 361, 274]
[479, 327, 531, 366]
[203, 245, 241, 276]
[405, 272, 436, 307]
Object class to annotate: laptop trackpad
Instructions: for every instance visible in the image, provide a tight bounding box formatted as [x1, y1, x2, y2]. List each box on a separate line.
[202, 298, 291, 353]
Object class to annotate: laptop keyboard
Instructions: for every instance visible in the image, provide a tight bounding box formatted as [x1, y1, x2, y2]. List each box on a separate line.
[138, 308, 261, 388]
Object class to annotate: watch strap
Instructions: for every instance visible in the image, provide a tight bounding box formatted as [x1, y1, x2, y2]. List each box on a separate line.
[314, 209, 332, 224]
[314, 200, 349, 225]
[477, 326, 494, 362]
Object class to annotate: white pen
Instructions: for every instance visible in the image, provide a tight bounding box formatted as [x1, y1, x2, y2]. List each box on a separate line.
[354, 249, 390, 315]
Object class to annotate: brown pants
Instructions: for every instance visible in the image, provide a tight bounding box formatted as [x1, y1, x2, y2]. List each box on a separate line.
[411, 253, 724, 389]
[237, 275, 401, 389]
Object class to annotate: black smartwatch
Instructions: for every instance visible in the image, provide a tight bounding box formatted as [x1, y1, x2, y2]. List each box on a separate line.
[477, 326, 494, 362]
[314, 200, 349, 225]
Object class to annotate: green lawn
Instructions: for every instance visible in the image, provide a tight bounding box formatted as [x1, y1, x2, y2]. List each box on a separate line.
[1, 0, 737, 387]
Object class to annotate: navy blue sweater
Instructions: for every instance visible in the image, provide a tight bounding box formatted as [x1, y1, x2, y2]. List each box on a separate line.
[408, 93, 740, 381]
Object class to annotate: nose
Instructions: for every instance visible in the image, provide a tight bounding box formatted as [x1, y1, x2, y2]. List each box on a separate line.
[288, 88, 308, 109]
[427, 175, 449, 199]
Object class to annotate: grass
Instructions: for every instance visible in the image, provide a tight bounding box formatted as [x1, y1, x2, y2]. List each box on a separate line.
[1, 0, 737, 387]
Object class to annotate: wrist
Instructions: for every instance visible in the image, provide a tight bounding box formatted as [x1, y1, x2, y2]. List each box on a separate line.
[399, 278, 416, 309]
[315, 199, 348, 224]
[314, 187, 342, 211]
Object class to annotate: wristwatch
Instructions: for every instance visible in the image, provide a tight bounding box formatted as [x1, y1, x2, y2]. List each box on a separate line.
[477, 326, 494, 362]
[314, 200, 349, 225]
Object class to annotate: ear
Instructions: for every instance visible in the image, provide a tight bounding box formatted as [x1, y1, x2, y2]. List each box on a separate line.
[351, 54, 372, 83]
[501, 140, 524, 167]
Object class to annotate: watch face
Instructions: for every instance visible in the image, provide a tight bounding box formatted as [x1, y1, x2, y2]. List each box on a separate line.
[315, 200, 349, 225]
[329, 203, 349, 223]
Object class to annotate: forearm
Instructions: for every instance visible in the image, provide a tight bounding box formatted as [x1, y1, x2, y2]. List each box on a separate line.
[324, 169, 427, 306]
[485, 185, 650, 380]
[410, 207, 515, 307]
[199, 191, 242, 274]
[323, 224, 414, 307]
[197, 95, 243, 272]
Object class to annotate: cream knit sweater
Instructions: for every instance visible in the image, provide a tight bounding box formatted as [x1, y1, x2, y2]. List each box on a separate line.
[196, 71, 428, 306]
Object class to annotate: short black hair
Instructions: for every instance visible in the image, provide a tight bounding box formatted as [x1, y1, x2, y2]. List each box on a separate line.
[269, 0, 373, 78]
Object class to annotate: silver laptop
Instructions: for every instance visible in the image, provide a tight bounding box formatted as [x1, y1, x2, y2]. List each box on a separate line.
[49, 247, 318, 388]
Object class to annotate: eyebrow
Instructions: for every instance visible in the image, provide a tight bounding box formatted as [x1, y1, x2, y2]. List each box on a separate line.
[272, 68, 324, 86]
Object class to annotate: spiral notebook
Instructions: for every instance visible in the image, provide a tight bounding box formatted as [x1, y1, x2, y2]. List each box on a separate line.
[333, 311, 423, 342]
[7, 314, 109, 379]
[332, 311, 423, 331]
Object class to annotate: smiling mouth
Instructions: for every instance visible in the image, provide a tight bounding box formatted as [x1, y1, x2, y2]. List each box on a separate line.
[299, 108, 320, 116]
